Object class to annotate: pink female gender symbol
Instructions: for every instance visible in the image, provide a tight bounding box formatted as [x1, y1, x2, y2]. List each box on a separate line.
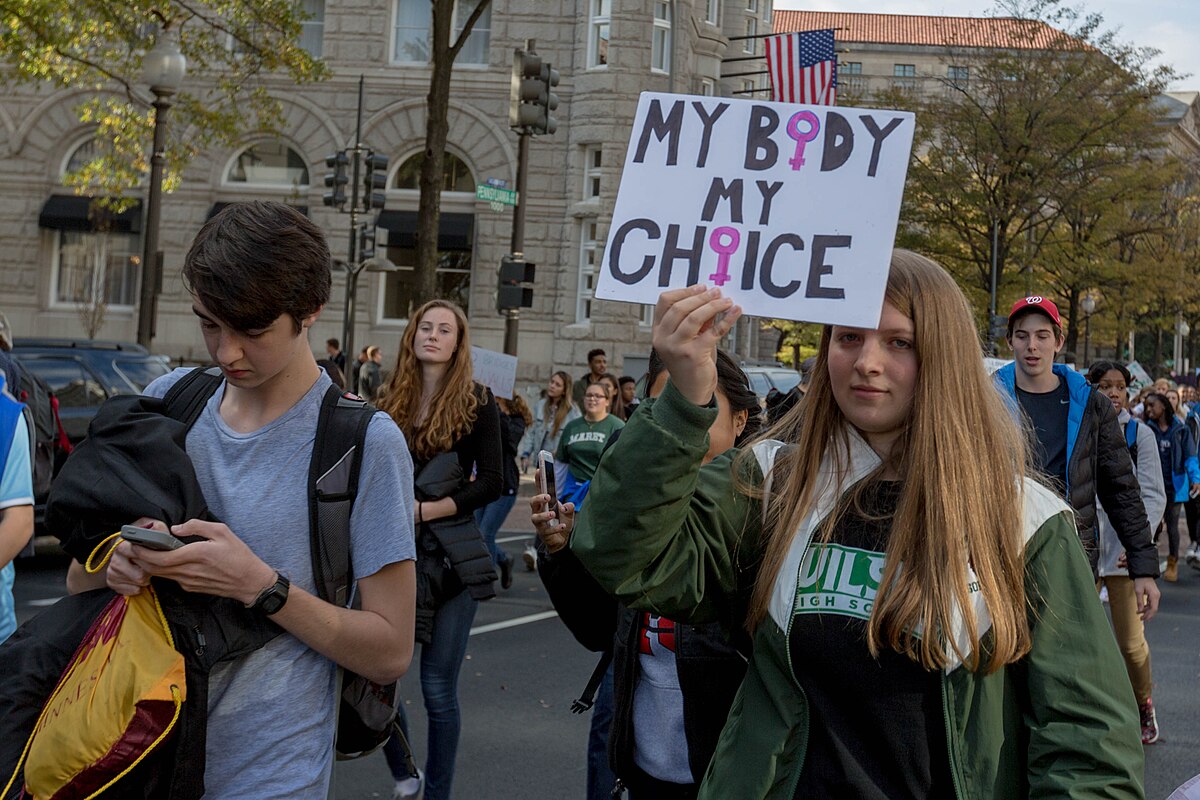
[785, 111, 821, 171]
[708, 227, 740, 287]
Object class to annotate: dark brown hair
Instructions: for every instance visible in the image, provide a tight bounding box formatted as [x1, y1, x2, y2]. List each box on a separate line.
[183, 201, 331, 333]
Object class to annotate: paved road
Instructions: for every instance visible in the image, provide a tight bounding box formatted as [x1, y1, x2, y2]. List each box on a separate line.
[11, 540, 1200, 799]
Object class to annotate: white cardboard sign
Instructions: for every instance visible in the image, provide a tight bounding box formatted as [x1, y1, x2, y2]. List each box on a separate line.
[595, 92, 915, 328]
[471, 346, 517, 399]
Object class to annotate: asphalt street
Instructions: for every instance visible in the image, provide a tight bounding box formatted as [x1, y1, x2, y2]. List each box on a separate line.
[11, 531, 1200, 800]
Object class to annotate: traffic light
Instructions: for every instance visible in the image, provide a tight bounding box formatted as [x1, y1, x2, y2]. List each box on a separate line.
[362, 151, 388, 211]
[322, 151, 349, 208]
[497, 255, 535, 312]
[510, 48, 544, 130]
[538, 63, 560, 136]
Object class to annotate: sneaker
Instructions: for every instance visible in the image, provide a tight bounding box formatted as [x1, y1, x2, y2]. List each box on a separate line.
[499, 555, 514, 590]
[1098, 586, 1109, 604]
[1188, 544, 1200, 570]
[392, 770, 424, 800]
[1139, 698, 1160, 745]
[523, 544, 538, 572]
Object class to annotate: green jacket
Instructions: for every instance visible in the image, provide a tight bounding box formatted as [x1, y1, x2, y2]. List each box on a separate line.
[572, 382, 1145, 800]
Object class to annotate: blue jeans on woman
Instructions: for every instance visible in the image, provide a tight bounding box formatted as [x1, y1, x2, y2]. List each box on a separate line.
[475, 493, 516, 568]
[587, 664, 617, 800]
[384, 587, 479, 800]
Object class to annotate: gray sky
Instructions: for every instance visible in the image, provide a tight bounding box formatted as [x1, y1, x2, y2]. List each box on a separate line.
[775, 0, 1197, 90]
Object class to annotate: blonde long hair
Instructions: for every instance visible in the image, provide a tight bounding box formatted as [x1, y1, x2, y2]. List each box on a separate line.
[378, 300, 479, 460]
[742, 250, 1031, 673]
[548, 370, 575, 436]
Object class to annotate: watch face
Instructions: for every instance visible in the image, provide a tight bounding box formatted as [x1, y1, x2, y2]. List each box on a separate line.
[261, 591, 286, 615]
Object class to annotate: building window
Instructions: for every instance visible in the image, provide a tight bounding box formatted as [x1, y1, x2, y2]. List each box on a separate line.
[589, 0, 611, 68]
[705, 0, 719, 24]
[746, 0, 757, 11]
[743, 17, 756, 53]
[224, 141, 310, 187]
[381, 249, 473, 321]
[392, 0, 491, 64]
[764, 0, 772, 23]
[742, 78, 755, 95]
[893, 64, 916, 77]
[391, 151, 474, 192]
[641, 304, 654, 326]
[454, 0, 491, 65]
[583, 146, 602, 201]
[843, 61, 862, 74]
[651, 2, 671, 74]
[947, 65, 969, 86]
[299, 0, 324, 57]
[700, 77, 715, 95]
[577, 220, 600, 322]
[393, 0, 430, 61]
[53, 230, 140, 309]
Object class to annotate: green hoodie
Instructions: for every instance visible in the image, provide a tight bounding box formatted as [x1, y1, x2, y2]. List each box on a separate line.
[572, 381, 1144, 800]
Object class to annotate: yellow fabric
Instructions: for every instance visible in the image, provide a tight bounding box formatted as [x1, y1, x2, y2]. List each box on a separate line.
[16, 585, 186, 799]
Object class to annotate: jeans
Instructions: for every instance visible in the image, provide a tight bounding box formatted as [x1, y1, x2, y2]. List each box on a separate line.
[475, 493, 516, 568]
[384, 588, 479, 800]
[587, 664, 617, 800]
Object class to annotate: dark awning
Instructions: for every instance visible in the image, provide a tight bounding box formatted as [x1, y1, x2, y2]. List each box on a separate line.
[38, 195, 143, 234]
[207, 202, 309, 220]
[375, 211, 474, 251]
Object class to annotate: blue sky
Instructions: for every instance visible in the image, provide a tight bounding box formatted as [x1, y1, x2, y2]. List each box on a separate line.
[774, 0, 1197, 90]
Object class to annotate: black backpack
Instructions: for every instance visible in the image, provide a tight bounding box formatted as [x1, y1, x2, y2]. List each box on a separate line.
[14, 368, 71, 501]
[161, 366, 403, 760]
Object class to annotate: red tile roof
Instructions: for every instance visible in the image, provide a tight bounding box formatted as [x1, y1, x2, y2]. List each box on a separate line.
[772, 10, 1074, 50]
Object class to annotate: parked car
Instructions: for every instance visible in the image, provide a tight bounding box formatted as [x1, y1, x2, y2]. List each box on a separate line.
[741, 365, 802, 405]
[9, 339, 172, 554]
[11, 338, 172, 443]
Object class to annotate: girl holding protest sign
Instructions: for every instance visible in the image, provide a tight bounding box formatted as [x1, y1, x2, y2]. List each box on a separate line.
[568, 250, 1144, 798]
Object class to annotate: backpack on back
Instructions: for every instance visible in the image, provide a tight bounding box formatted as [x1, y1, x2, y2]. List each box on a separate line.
[15, 368, 72, 500]
[161, 366, 402, 760]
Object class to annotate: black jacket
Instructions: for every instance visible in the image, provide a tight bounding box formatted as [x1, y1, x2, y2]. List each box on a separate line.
[996, 363, 1158, 578]
[538, 544, 748, 785]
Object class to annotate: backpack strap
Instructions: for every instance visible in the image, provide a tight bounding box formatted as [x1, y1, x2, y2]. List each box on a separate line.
[1125, 418, 1139, 450]
[160, 366, 224, 430]
[309, 387, 375, 608]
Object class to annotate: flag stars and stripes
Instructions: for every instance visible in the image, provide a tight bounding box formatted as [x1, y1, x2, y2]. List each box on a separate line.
[765, 28, 838, 106]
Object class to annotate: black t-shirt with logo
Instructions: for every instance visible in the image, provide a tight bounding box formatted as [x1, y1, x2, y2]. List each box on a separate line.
[788, 481, 956, 800]
[1016, 379, 1071, 494]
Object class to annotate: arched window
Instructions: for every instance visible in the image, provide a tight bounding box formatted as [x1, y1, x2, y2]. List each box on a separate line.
[44, 137, 141, 310]
[379, 151, 476, 321]
[390, 151, 474, 192]
[225, 141, 310, 187]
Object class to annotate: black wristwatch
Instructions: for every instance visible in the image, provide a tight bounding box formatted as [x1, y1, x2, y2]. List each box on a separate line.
[248, 572, 290, 615]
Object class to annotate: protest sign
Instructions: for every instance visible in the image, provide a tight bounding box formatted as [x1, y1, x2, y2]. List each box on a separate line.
[595, 92, 915, 328]
[472, 346, 517, 399]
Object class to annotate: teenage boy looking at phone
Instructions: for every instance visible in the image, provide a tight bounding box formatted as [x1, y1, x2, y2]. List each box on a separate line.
[66, 201, 417, 797]
[994, 296, 1160, 618]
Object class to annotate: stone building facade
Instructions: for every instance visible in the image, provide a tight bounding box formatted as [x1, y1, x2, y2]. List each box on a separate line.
[0, 0, 778, 383]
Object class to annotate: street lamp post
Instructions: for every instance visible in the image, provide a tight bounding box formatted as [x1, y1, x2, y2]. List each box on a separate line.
[136, 28, 187, 349]
[1176, 315, 1191, 377]
[1081, 294, 1096, 367]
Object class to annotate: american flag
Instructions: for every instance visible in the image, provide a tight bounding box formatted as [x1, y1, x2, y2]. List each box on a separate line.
[765, 28, 838, 105]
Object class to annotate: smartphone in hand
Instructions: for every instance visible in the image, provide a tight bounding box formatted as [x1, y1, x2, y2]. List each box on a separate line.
[120, 524, 186, 552]
[537, 450, 561, 529]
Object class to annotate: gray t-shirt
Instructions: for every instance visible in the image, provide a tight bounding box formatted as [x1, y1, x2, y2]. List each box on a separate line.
[146, 368, 416, 799]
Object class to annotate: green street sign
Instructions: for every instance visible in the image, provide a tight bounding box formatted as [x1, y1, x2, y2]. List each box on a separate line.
[476, 184, 518, 205]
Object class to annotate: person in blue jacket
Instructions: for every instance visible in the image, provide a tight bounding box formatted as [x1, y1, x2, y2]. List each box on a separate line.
[993, 296, 1159, 615]
[1143, 391, 1200, 581]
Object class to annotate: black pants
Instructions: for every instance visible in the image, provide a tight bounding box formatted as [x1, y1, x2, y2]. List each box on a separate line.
[1158, 502, 1183, 558]
[1186, 497, 1200, 548]
[622, 766, 698, 800]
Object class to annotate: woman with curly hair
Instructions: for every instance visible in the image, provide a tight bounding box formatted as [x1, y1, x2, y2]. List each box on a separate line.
[376, 300, 502, 800]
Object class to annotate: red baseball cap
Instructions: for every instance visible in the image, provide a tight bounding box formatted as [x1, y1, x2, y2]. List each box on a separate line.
[1008, 296, 1062, 327]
